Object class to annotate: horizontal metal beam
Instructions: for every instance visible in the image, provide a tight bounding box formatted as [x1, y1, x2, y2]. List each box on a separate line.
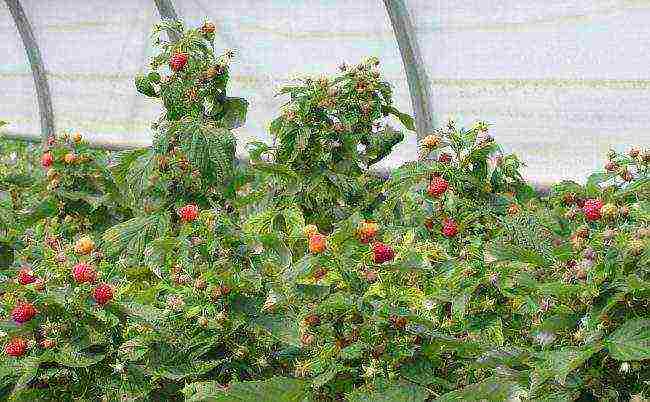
[5, 0, 55, 145]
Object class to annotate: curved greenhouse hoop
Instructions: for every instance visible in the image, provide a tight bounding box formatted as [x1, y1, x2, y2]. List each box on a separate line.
[383, 0, 435, 140]
[5, 0, 55, 146]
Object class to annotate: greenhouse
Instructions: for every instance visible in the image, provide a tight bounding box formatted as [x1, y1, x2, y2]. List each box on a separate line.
[0, 1, 649, 401]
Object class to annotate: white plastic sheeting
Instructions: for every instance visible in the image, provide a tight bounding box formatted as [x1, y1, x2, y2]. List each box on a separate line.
[1, 1, 649, 181]
[0, 3, 39, 136]
[408, 0, 650, 181]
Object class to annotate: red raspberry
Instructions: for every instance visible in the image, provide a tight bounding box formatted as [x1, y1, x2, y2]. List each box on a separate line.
[92, 283, 114, 306]
[41, 152, 53, 168]
[5, 338, 28, 357]
[170, 53, 188, 72]
[372, 242, 395, 264]
[178, 204, 199, 222]
[427, 176, 449, 198]
[438, 153, 452, 163]
[582, 199, 604, 221]
[441, 218, 459, 238]
[11, 303, 38, 324]
[72, 262, 97, 284]
[17, 268, 37, 285]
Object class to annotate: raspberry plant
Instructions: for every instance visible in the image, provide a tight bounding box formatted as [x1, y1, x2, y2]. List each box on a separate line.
[1, 18, 649, 402]
[248, 57, 414, 230]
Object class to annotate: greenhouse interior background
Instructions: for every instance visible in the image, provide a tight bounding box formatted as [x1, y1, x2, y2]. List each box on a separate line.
[2, 0, 650, 183]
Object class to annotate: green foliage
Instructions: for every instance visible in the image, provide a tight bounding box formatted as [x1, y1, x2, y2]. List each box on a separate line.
[2, 20, 650, 402]
[251, 57, 414, 230]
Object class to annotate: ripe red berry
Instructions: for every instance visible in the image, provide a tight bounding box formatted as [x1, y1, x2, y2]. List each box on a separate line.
[41, 152, 53, 168]
[427, 176, 449, 198]
[372, 242, 395, 264]
[72, 262, 97, 284]
[178, 204, 199, 222]
[441, 218, 459, 238]
[582, 199, 604, 221]
[11, 303, 38, 324]
[438, 153, 452, 163]
[169, 52, 188, 72]
[5, 338, 28, 357]
[17, 268, 37, 285]
[92, 283, 114, 305]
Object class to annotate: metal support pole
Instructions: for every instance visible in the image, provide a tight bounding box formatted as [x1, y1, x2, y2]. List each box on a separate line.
[383, 0, 435, 141]
[153, 0, 180, 41]
[5, 0, 55, 146]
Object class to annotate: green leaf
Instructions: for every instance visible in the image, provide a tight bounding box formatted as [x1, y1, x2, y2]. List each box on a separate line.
[183, 377, 309, 402]
[534, 344, 602, 386]
[605, 319, 650, 361]
[256, 316, 302, 347]
[135, 74, 157, 97]
[55, 344, 106, 368]
[346, 381, 427, 402]
[102, 213, 169, 257]
[119, 301, 168, 323]
[366, 126, 404, 165]
[383, 105, 416, 131]
[434, 377, 524, 402]
[219, 97, 248, 129]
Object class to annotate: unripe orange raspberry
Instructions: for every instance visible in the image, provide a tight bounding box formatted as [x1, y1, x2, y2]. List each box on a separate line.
[74, 237, 95, 255]
[358, 221, 378, 243]
[201, 21, 216, 34]
[507, 204, 521, 215]
[63, 153, 77, 164]
[309, 233, 327, 254]
[39, 339, 56, 349]
[420, 134, 441, 149]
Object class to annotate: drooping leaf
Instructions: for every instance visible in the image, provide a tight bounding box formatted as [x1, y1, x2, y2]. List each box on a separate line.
[183, 377, 309, 402]
[434, 377, 524, 402]
[346, 381, 427, 402]
[605, 319, 650, 361]
[533, 344, 602, 385]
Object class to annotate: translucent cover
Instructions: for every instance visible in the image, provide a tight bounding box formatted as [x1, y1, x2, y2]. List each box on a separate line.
[408, 0, 650, 181]
[1, 1, 649, 181]
[0, 3, 39, 136]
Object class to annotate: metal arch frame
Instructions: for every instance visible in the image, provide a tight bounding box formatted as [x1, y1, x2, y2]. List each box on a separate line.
[5, 0, 55, 145]
[383, 0, 434, 140]
[4, 0, 434, 148]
